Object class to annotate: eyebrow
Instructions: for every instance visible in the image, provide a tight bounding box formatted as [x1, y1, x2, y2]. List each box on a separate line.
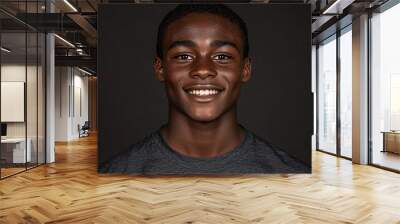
[210, 40, 240, 52]
[166, 39, 240, 52]
[167, 40, 196, 51]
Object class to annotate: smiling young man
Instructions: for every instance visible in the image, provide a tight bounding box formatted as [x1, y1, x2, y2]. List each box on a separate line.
[100, 4, 310, 174]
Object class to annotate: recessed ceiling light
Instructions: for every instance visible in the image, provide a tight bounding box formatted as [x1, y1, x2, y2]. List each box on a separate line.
[77, 67, 93, 76]
[322, 0, 354, 15]
[63, 0, 78, 12]
[1, 47, 11, 53]
[54, 34, 75, 48]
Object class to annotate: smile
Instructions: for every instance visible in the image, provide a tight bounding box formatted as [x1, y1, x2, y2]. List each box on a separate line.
[187, 89, 221, 96]
[183, 84, 225, 97]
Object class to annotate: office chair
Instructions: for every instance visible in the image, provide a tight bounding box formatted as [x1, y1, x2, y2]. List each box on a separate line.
[79, 121, 90, 138]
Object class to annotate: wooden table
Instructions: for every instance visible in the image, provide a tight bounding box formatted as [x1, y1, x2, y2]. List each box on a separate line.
[381, 131, 400, 154]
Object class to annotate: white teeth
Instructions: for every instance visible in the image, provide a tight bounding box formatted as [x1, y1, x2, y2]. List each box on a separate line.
[188, 89, 220, 96]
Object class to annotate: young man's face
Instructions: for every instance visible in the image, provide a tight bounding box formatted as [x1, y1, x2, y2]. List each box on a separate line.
[154, 12, 251, 122]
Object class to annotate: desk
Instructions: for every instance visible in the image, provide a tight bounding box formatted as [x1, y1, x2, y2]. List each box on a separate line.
[382, 131, 400, 154]
[1, 138, 31, 163]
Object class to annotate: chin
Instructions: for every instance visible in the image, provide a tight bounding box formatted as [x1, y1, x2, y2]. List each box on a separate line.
[188, 110, 221, 123]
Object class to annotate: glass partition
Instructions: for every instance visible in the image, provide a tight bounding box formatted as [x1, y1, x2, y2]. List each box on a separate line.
[27, 30, 38, 169]
[1, 31, 28, 177]
[38, 32, 45, 165]
[317, 35, 337, 154]
[370, 2, 400, 171]
[0, 1, 46, 179]
[339, 27, 352, 158]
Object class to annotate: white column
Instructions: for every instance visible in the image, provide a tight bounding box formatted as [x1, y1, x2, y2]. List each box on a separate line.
[46, 1, 55, 163]
[352, 14, 369, 164]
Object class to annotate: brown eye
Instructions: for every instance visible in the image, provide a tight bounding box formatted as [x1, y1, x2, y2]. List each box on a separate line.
[213, 54, 232, 63]
[174, 54, 194, 61]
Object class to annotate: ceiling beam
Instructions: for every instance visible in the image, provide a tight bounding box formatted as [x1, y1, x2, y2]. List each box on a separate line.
[55, 55, 96, 72]
[67, 13, 97, 39]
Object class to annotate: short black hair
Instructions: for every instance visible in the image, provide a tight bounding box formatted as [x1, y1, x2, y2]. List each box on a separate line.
[156, 4, 249, 59]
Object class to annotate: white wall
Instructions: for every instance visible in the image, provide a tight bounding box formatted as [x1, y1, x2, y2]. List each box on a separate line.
[55, 67, 89, 141]
[1, 65, 26, 134]
[72, 73, 89, 138]
[1, 64, 41, 138]
[55, 66, 70, 141]
[1, 63, 46, 164]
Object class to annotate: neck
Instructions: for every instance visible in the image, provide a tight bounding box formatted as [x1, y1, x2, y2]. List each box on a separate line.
[161, 106, 245, 158]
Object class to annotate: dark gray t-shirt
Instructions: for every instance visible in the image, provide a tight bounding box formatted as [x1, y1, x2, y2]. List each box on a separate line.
[99, 128, 310, 175]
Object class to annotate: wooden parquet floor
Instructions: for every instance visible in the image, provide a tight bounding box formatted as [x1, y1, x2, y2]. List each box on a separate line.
[1, 134, 400, 224]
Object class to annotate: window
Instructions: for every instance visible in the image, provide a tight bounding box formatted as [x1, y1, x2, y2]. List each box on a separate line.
[370, 2, 400, 171]
[317, 35, 337, 154]
[339, 28, 352, 158]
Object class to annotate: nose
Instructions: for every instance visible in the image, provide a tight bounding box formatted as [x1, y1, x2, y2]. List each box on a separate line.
[189, 57, 217, 79]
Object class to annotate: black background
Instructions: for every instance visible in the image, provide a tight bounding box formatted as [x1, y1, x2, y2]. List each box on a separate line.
[98, 4, 312, 169]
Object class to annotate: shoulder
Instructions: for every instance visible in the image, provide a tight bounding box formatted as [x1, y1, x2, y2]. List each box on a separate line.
[98, 131, 160, 174]
[248, 131, 311, 173]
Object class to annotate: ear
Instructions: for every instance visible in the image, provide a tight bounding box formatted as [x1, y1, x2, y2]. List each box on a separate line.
[154, 57, 165, 82]
[241, 57, 252, 83]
